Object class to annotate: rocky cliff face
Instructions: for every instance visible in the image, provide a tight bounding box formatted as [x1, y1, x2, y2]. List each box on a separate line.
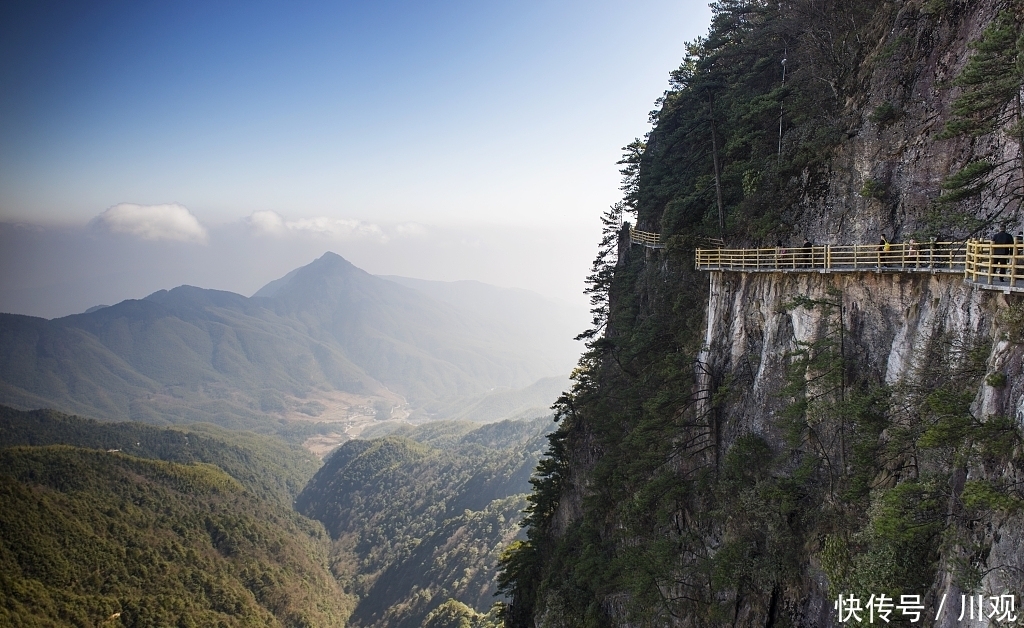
[800, 0, 1018, 243]
[703, 270, 1023, 627]
[500, 1, 1024, 626]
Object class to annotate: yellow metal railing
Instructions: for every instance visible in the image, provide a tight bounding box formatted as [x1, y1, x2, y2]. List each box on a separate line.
[964, 240, 1024, 287]
[630, 227, 664, 249]
[695, 242, 967, 273]
[629, 229, 723, 250]
[694, 239, 1024, 290]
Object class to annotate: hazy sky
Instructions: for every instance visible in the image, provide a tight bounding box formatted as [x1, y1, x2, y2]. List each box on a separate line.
[0, 0, 713, 318]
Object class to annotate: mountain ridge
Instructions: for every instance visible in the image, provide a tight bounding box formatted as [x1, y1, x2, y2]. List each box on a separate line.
[0, 252, 579, 432]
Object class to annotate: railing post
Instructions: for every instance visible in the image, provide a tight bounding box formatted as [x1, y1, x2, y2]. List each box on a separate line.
[987, 241, 994, 284]
[968, 240, 975, 282]
[991, 241, 996, 284]
[1012, 242, 1018, 288]
[964, 241, 969, 281]
[971, 240, 976, 282]
[973, 240, 979, 282]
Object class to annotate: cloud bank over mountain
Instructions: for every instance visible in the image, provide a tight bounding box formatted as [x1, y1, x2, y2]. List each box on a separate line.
[0, 216, 595, 320]
[247, 211, 434, 243]
[93, 203, 208, 242]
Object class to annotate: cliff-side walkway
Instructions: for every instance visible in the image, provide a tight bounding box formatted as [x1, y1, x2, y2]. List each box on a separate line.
[629, 229, 1024, 293]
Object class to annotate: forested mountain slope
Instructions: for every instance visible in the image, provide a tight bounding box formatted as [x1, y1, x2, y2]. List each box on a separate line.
[0, 405, 321, 506]
[0, 252, 576, 430]
[500, 1, 1024, 627]
[297, 417, 550, 628]
[0, 408, 552, 628]
[0, 407, 350, 627]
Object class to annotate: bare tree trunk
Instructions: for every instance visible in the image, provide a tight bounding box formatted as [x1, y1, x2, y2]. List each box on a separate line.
[1018, 91, 1023, 214]
[709, 94, 726, 238]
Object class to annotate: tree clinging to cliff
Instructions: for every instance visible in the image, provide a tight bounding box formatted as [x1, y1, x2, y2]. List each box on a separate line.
[939, 9, 1024, 217]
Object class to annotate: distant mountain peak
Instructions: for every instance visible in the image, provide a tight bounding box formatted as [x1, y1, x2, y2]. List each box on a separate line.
[317, 251, 346, 262]
[304, 251, 347, 268]
[253, 252, 364, 299]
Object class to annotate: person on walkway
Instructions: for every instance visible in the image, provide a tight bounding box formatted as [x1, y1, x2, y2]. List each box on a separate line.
[993, 225, 1014, 280]
[802, 239, 813, 268]
[907, 237, 919, 268]
[879, 234, 891, 268]
[775, 239, 787, 269]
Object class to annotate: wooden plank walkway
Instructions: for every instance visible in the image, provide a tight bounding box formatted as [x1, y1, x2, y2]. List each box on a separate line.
[630, 231, 1024, 293]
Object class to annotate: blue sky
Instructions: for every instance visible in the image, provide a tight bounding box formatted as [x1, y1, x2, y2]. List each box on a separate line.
[0, 0, 713, 317]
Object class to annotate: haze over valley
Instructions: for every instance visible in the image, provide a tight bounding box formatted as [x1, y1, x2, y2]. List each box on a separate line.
[0, 251, 581, 450]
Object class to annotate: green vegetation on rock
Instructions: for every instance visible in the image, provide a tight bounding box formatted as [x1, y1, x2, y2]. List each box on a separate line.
[938, 9, 1024, 212]
[497, 2, 1024, 626]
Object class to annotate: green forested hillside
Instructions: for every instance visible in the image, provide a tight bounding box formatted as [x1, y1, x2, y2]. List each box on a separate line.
[0, 405, 321, 506]
[0, 407, 552, 628]
[297, 417, 550, 628]
[0, 445, 351, 627]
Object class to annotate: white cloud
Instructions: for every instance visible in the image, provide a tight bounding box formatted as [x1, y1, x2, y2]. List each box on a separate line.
[248, 210, 287, 235]
[247, 211, 397, 242]
[394, 222, 429, 238]
[94, 203, 208, 242]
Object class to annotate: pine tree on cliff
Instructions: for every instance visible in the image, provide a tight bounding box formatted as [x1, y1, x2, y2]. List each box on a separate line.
[939, 9, 1024, 216]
